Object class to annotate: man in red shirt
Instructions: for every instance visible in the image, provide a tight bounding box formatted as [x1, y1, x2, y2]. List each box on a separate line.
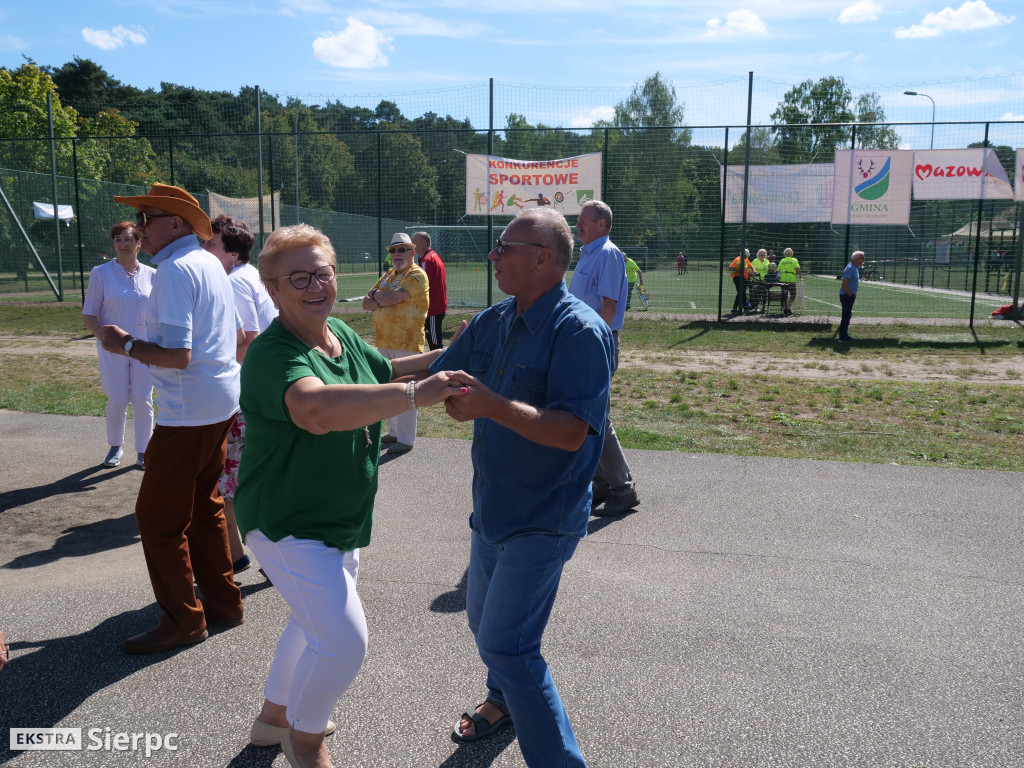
[414, 231, 447, 350]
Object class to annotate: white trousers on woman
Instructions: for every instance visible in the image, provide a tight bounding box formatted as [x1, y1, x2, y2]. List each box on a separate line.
[377, 347, 418, 445]
[96, 342, 154, 451]
[246, 530, 367, 734]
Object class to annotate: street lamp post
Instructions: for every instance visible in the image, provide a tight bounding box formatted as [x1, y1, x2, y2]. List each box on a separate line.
[905, 91, 937, 288]
[903, 90, 935, 149]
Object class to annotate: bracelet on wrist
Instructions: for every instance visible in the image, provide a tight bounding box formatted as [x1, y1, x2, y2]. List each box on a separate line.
[406, 380, 418, 411]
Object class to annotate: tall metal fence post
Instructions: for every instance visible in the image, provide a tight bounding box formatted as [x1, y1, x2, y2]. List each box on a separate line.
[718, 127, 729, 322]
[1012, 201, 1023, 316]
[73, 137, 85, 303]
[256, 86, 265, 244]
[841, 125, 857, 271]
[376, 132, 383, 273]
[968, 123, 990, 327]
[739, 72, 753, 308]
[294, 114, 301, 224]
[486, 77, 494, 308]
[268, 133, 276, 232]
[168, 136, 175, 186]
[47, 92, 64, 301]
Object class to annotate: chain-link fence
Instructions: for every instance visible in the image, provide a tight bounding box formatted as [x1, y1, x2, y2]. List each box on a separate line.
[2, 119, 1022, 323]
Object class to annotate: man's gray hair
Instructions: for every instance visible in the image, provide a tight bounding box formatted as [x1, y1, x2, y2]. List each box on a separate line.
[852, 250, 865, 261]
[413, 231, 431, 247]
[519, 208, 574, 270]
[580, 199, 613, 229]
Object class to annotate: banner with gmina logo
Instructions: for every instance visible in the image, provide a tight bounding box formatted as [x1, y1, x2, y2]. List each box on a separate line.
[831, 150, 913, 226]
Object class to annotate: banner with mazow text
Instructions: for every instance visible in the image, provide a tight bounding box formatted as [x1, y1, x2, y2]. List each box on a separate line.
[721, 164, 833, 223]
[831, 150, 913, 226]
[465, 153, 601, 216]
[911, 148, 1013, 200]
[1016, 149, 1024, 202]
[208, 191, 281, 234]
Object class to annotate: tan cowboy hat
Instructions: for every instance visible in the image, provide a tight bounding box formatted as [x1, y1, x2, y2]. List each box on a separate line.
[387, 232, 414, 249]
[113, 183, 212, 241]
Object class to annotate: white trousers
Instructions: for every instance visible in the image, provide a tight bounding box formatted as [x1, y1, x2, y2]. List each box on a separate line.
[246, 531, 367, 733]
[96, 342, 154, 452]
[377, 347, 418, 445]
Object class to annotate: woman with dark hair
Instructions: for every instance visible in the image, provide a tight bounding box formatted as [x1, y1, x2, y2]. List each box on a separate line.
[203, 215, 278, 572]
[82, 221, 156, 468]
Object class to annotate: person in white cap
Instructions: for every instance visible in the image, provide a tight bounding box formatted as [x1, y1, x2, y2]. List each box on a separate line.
[362, 233, 430, 455]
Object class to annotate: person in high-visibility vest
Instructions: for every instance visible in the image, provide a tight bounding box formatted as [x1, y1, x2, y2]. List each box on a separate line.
[624, 255, 643, 309]
[749, 249, 770, 311]
[777, 247, 802, 316]
[729, 249, 752, 313]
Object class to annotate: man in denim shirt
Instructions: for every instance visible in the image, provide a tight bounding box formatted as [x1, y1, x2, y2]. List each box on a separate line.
[431, 208, 613, 767]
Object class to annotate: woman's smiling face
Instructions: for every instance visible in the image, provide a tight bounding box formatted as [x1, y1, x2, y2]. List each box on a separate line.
[265, 245, 337, 324]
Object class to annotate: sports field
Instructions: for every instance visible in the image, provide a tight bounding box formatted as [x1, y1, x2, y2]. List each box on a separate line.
[337, 264, 1011, 321]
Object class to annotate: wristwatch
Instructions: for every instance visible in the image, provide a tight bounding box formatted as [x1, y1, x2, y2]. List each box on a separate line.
[123, 336, 136, 357]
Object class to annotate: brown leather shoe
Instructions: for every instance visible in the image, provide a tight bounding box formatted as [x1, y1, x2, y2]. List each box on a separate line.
[204, 609, 244, 627]
[124, 620, 208, 654]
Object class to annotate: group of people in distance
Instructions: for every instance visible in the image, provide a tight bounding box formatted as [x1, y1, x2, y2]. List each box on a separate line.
[730, 246, 802, 315]
[77, 181, 640, 768]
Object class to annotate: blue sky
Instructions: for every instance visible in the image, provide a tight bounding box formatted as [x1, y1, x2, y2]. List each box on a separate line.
[2, 0, 1022, 131]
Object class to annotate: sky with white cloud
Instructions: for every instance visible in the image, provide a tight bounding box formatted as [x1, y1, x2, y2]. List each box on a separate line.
[1, 0, 1021, 129]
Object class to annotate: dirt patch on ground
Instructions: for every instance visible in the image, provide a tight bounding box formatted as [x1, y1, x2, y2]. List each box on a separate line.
[619, 349, 1024, 384]
[2, 335, 1022, 384]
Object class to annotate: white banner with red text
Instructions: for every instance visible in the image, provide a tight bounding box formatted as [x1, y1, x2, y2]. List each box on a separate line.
[464, 153, 601, 216]
[721, 163, 834, 223]
[831, 150, 913, 226]
[911, 148, 1013, 200]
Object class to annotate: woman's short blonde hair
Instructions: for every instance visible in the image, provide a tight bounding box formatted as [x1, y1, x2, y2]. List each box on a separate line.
[257, 224, 336, 284]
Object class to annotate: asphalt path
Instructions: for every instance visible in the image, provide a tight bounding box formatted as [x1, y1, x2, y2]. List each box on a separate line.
[0, 409, 1021, 767]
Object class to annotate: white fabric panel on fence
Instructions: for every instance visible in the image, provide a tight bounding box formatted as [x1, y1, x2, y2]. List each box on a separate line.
[208, 191, 280, 234]
[721, 163, 834, 223]
[32, 202, 74, 221]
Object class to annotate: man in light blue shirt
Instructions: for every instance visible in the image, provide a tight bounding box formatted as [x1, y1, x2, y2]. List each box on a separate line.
[569, 200, 639, 516]
[839, 250, 865, 343]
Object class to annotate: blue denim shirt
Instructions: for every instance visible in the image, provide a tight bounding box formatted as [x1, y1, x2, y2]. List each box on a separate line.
[842, 261, 860, 297]
[431, 282, 614, 543]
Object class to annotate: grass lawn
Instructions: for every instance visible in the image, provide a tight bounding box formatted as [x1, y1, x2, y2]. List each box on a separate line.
[1, 302, 1022, 471]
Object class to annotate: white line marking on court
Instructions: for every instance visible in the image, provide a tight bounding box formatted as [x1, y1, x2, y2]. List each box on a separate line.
[806, 296, 841, 309]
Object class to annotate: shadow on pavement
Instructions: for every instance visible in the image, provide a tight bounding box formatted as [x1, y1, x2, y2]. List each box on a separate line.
[0, 464, 138, 515]
[4, 512, 140, 569]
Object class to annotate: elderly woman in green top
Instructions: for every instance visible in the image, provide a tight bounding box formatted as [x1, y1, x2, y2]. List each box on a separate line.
[235, 224, 464, 768]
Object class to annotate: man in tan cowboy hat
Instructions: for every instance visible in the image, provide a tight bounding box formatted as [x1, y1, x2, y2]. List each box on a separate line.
[99, 183, 244, 654]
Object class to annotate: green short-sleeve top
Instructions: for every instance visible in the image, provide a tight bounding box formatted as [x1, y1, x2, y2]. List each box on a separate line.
[235, 316, 392, 551]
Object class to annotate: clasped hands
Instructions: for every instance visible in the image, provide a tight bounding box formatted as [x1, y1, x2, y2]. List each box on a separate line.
[414, 370, 491, 422]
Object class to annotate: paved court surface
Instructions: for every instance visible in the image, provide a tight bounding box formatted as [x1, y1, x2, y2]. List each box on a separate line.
[1, 409, 1022, 767]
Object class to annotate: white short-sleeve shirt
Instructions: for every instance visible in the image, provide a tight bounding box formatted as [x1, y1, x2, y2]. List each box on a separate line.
[82, 260, 156, 338]
[229, 262, 278, 333]
[146, 236, 240, 427]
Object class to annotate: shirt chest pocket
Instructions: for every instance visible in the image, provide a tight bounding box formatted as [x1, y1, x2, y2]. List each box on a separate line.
[509, 363, 546, 406]
[467, 349, 493, 378]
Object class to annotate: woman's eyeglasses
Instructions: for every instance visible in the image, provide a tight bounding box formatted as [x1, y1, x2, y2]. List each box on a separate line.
[271, 264, 336, 289]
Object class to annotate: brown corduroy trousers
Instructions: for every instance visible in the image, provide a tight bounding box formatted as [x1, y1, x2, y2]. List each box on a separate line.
[135, 415, 242, 633]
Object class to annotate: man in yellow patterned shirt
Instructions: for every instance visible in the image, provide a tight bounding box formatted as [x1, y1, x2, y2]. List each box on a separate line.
[363, 233, 430, 454]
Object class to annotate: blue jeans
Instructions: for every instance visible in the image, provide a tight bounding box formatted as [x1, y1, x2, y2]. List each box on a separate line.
[467, 529, 586, 768]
